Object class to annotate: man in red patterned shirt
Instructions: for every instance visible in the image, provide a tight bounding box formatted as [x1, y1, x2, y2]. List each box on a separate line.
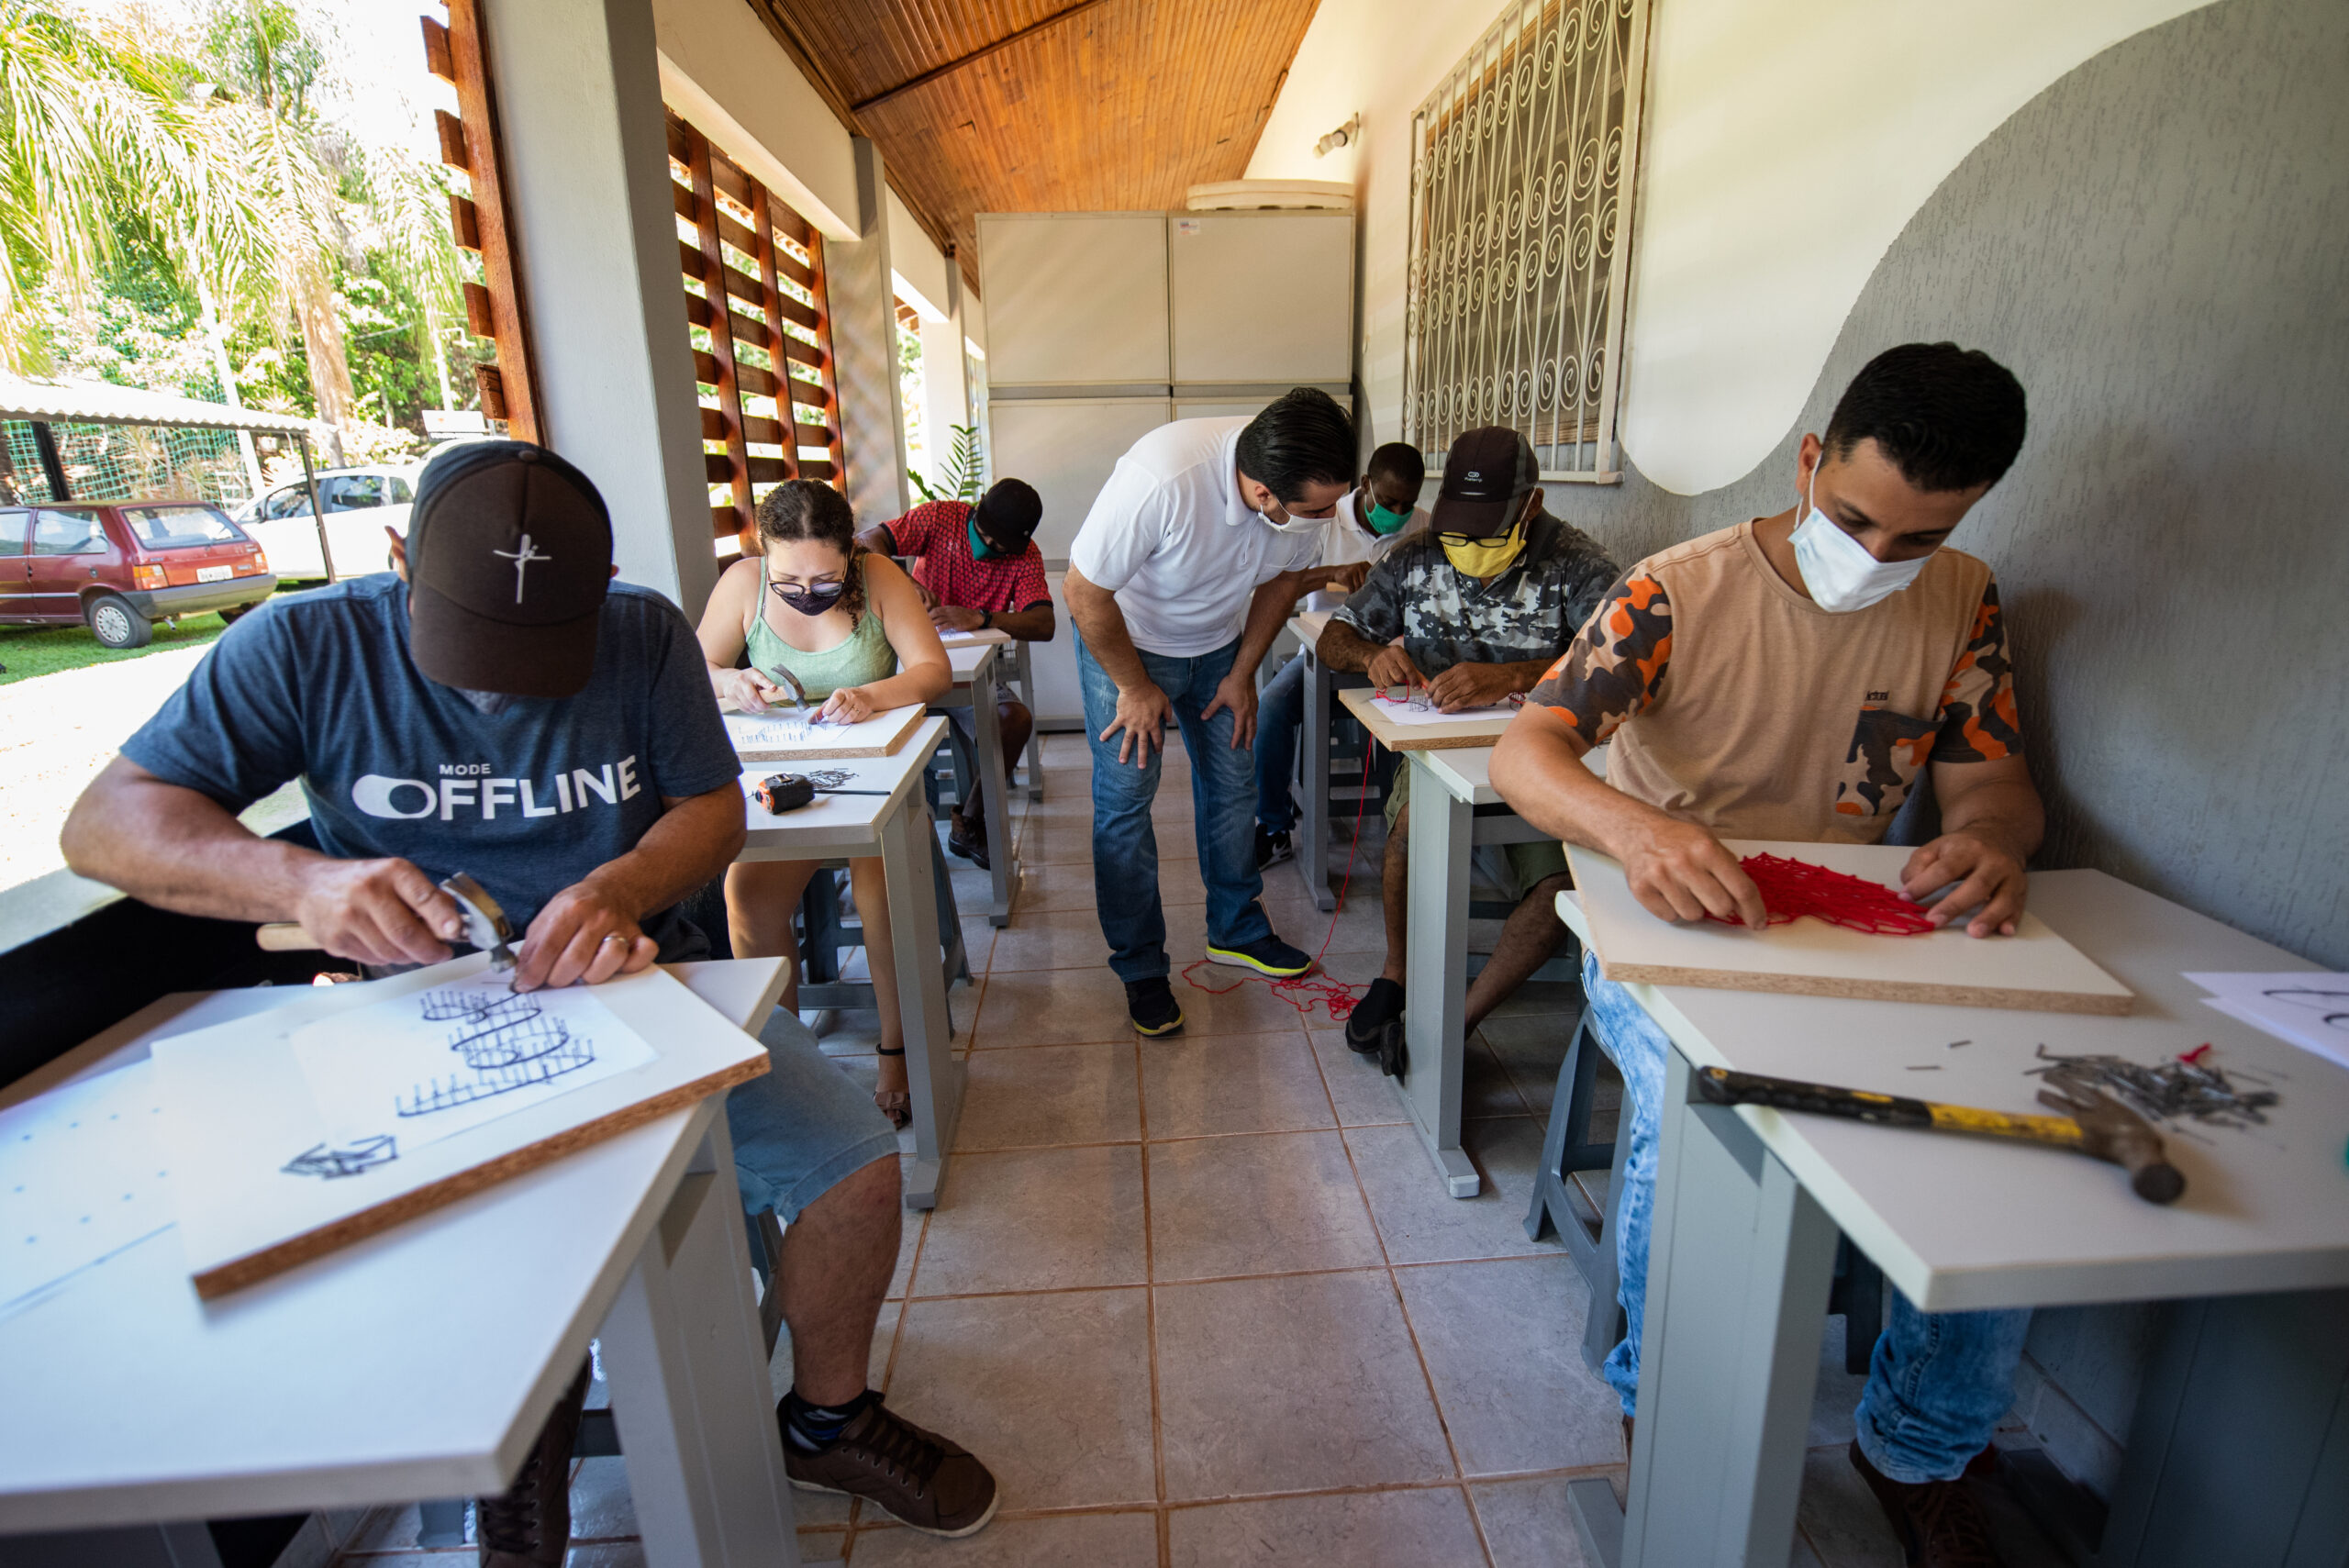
[858, 479, 1054, 867]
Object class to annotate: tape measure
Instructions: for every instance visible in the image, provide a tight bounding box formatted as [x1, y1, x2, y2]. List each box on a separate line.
[754, 773, 816, 814]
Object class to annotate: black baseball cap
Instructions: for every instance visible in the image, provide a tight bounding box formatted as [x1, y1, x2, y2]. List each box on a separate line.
[1431, 427, 1539, 539]
[405, 440, 613, 700]
[972, 478, 1042, 554]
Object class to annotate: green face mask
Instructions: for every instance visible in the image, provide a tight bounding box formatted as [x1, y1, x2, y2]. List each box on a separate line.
[1364, 499, 1414, 536]
[967, 516, 997, 561]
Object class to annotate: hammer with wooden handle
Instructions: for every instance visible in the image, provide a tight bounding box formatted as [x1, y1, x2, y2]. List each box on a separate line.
[254, 873, 517, 971]
[1694, 1066, 2187, 1205]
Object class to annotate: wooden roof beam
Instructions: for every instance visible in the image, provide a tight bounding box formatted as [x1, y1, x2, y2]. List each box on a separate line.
[849, 0, 1114, 115]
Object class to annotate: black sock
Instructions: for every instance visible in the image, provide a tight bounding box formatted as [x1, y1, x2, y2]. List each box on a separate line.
[781, 1387, 877, 1452]
[1351, 976, 1405, 1032]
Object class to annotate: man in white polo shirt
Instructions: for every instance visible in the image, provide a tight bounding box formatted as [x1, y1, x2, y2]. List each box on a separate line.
[1064, 388, 1354, 1035]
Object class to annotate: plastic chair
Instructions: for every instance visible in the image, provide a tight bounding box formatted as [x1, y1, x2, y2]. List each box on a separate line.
[1527, 1009, 1886, 1375]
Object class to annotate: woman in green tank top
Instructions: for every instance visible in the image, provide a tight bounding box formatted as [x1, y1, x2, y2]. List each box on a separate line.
[698, 482, 950, 1125]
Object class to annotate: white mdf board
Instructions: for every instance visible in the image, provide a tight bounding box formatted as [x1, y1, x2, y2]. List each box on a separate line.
[724, 702, 926, 761]
[985, 396, 1171, 561]
[976, 213, 1169, 385]
[148, 955, 771, 1297]
[1338, 684, 1516, 751]
[1566, 839, 2134, 1016]
[1167, 212, 1355, 384]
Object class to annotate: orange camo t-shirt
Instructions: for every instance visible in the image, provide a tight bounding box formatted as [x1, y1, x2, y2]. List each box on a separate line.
[1526, 519, 2023, 844]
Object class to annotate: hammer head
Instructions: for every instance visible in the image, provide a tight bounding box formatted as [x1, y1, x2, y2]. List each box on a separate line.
[760, 662, 807, 712]
[2035, 1082, 2186, 1205]
[438, 873, 516, 971]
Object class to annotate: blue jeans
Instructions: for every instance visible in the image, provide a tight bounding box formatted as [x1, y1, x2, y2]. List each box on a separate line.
[1253, 653, 1308, 831]
[1582, 951, 2032, 1483]
[1077, 630, 1275, 983]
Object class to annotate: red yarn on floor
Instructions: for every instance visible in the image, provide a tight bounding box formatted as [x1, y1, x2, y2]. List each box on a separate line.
[1181, 736, 1383, 1025]
[1705, 852, 1937, 935]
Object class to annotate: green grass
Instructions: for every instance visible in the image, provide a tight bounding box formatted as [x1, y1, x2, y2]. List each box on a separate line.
[0, 612, 233, 684]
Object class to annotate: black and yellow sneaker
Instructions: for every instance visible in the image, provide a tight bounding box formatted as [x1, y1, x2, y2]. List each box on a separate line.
[1126, 976, 1186, 1036]
[1204, 934, 1315, 978]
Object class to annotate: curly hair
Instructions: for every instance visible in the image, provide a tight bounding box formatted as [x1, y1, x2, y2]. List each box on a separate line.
[754, 479, 866, 622]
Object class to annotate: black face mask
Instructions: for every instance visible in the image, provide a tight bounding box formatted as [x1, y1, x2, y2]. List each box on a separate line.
[769, 578, 845, 617]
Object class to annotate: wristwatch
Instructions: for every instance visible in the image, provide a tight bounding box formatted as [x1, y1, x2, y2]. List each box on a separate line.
[981, 610, 994, 630]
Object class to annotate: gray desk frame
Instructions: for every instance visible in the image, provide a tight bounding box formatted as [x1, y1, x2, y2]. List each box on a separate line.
[936, 640, 1018, 926]
[1551, 873, 2349, 1568]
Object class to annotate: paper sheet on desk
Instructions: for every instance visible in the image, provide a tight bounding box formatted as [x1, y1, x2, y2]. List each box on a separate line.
[1367, 697, 1517, 726]
[0, 1062, 178, 1319]
[2186, 972, 2349, 1070]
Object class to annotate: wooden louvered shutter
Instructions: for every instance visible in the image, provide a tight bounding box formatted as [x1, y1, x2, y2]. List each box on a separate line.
[666, 113, 847, 561]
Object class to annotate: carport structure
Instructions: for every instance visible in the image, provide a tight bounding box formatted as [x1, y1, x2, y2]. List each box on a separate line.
[0, 375, 341, 576]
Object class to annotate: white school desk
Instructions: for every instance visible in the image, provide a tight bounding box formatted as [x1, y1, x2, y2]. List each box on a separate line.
[1331, 698, 1561, 1199]
[940, 627, 1043, 802]
[1551, 874, 2349, 1568]
[939, 640, 1019, 925]
[0, 959, 817, 1568]
[734, 714, 964, 1209]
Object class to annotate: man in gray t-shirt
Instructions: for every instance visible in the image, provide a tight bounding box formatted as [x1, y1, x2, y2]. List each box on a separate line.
[61, 442, 1000, 1557]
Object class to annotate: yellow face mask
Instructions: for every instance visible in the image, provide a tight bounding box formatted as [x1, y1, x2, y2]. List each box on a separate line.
[1441, 522, 1526, 579]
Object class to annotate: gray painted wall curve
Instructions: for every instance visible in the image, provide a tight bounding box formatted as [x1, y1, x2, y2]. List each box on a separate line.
[1564, 0, 2349, 971]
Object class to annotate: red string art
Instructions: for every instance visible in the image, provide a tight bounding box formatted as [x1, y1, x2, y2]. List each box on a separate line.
[1706, 852, 1937, 936]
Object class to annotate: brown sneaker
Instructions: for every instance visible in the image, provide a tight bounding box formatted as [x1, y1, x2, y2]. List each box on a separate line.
[782, 1397, 998, 1538]
[1850, 1440, 2005, 1567]
[476, 1362, 591, 1567]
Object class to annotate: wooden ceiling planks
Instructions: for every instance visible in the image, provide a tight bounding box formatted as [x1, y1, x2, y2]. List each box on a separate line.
[744, 0, 1320, 282]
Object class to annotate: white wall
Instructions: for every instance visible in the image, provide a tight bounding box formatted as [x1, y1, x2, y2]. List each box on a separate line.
[1248, 0, 2215, 494]
[651, 0, 857, 239]
[887, 190, 953, 323]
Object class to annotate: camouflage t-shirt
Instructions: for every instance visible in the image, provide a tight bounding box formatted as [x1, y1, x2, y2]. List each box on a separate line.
[1331, 509, 1619, 677]
[1525, 519, 2023, 844]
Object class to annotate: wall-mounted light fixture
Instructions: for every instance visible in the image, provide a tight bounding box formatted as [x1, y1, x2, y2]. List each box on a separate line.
[1314, 115, 1361, 157]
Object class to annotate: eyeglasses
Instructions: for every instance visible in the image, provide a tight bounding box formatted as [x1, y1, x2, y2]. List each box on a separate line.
[766, 575, 845, 599]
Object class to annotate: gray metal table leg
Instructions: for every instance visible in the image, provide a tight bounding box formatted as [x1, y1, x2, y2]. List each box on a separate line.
[1397, 752, 1476, 1196]
[881, 791, 963, 1209]
[1014, 639, 1043, 801]
[1571, 1048, 1837, 1568]
[601, 1110, 802, 1568]
[1297, 648, 1335, 911]
[971, 658, 1016, 926]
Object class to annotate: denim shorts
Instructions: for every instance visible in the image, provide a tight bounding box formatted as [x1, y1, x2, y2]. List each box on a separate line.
[724, 1009, 901, 1222]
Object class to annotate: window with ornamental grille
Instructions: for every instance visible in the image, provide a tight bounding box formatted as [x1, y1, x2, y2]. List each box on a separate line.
[666, 113, 847, 562]
[1403, 0, 1651, 483]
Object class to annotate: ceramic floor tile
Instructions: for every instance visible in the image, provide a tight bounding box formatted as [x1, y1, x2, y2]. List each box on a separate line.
[974, 962, 1326, 1045]
[913, 1144, 1146, 1294]
[952, 1041, 1141, 1149]
[1168, 1486, 1487, 1567]
[337, 1504, 442, 1553]
[1349, 1118, 1563, 1265]
[1464, 1033, 1534, 1117]
[888, 1213, 923, 1300]
[564, 1543, 644, 1567]
[567, 1456, 637, 1540]
[1139, 1029, 1335, 1139]
[1262, 893, 1390, 956]
[845, 1509, 1159, 1567]
[1023, 813, 1197, 868]
[1794, 1444, 1908, 1567]
[884, 1289, 1157, 1511]
[1397, 1256, 1624, 1474]
[1307, 1027, 1413, 1129]
[1154, 1271, 1456, 1498]
[1017, 856, 1197, 914]
[1472, 1475, 1605, 1568]
[985, 905, 1121, 972]
[1146, 1129, 1385, 1281]
[1476, 1012, 1581, 1114]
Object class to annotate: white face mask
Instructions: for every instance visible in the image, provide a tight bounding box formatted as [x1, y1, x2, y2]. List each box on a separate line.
[1255, 497, 1321, 534]
[1789, 462, 1931, 612]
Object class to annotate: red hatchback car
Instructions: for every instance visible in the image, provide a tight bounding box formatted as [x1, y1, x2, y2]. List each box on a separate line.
[0, 500, 278, 648]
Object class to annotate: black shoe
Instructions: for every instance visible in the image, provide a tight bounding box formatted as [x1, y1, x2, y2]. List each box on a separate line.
[1126, 977, 1185, 1037]
[1255, 826, 1295, 871]
[946, 813, 990, 871]
[476, 1361, 591, 1567]
[1205, 934, 1314, 977]
[1345, 977, 1408, 1078]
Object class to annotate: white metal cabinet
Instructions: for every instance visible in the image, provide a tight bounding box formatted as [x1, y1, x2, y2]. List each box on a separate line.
[985, 397, 1170, 562]
[1167, 212, 1355, 386]
[975, 214, 1169, 387]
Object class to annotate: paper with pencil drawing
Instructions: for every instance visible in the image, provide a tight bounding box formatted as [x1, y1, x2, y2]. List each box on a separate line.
[290, 973, 655, 1159]
[2185, 973, 2349, 1071]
